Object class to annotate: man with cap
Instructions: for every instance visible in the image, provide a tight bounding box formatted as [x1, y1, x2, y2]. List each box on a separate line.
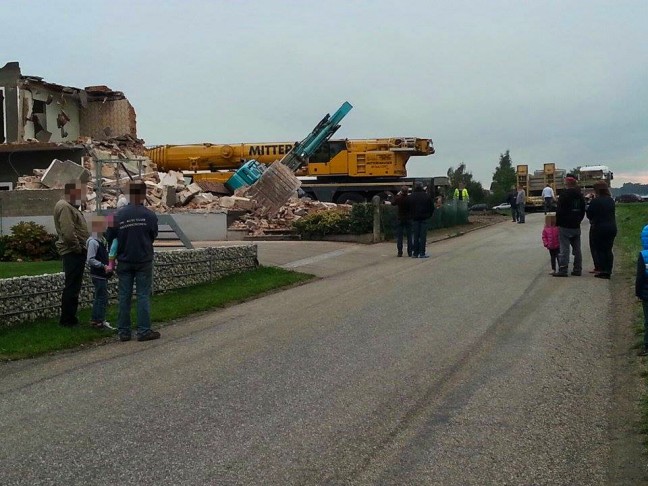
[553, 175, 586, 277]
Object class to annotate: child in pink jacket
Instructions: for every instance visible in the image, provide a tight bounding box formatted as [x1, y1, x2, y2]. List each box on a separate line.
[542, 214, 560, 273]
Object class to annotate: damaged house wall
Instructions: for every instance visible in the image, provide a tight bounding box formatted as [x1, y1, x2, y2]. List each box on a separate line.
[0, 61, 137, 144]
[20, 87, 81, 143]
[0, 61, 138, 186]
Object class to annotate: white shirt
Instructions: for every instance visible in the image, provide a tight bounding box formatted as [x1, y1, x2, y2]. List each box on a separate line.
[541, 186, 554, 198]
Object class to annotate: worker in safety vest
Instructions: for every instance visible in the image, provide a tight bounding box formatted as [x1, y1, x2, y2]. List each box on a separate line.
[453, 182, 469, 202]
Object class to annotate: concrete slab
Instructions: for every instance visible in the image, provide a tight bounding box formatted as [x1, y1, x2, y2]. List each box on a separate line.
[40, 159, 91, 188]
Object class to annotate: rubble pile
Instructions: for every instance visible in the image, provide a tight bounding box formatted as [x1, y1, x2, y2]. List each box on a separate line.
[230, 198, 350, 237]
[13, 137, 347, 235]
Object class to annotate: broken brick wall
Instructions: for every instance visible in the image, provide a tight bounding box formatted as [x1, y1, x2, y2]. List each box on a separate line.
[79, 98, 137, 140]
[20, 87, 81, 143]
[0, 62, 21, 143]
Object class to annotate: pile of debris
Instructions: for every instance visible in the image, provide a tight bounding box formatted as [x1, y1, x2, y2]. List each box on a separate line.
[230, 198, 350, 237]
[13, 137, 346, 235]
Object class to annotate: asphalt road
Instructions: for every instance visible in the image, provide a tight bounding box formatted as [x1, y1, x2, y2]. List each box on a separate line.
[1, 214, 644, 485]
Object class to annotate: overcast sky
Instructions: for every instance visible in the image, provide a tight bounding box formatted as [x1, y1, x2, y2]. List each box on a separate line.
[2, 0, 646, 186]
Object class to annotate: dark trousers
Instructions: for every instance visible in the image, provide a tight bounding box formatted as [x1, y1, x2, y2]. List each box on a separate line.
[643, 301, 648, 349]
[511, 205, 518, 222]
[591, 228, 617, 275]
[549, 248, 560, 271]
[544, 197, 553, 214]
[411, 219, 428, 256]
[589, 227, 601, 271]
[517, 203, 525, 223]
[395, 218, 412, 255]
[60, 252, 86, 326]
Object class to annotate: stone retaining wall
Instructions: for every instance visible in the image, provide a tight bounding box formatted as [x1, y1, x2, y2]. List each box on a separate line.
[0, 245, 257, 328]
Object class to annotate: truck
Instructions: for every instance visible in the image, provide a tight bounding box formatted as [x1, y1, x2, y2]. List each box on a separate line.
[146, 137, 444, 203]
[578, 165, 613, 195]
[516, 163, 566, 211]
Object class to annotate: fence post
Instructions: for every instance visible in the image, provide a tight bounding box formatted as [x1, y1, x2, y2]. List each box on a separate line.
[372, 195, 381, 243]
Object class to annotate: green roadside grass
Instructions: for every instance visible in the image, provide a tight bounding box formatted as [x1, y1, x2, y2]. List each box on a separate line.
[0, 260, 63, 278]
[0, 266, 314, 361]
[614, 204, 648, 440]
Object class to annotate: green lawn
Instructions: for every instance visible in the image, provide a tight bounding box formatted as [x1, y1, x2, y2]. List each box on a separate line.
[0, 266, 314, 360]
[0, 260, 62, 279]
[614, 204, 648, 442]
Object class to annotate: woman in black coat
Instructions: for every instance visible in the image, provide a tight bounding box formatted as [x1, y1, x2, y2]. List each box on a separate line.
[586, 181, 617, 279]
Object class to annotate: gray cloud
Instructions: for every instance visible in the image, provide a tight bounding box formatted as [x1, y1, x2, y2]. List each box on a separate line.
[2, 0, 646, 185]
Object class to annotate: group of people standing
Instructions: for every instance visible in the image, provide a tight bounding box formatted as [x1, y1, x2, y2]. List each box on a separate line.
[392, 182, 435, 258]
[53, 180, 160, 342]
[540, 176, 617, 279]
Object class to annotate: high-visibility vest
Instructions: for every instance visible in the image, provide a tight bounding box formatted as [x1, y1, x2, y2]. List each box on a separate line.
[454, 188, 469, 200]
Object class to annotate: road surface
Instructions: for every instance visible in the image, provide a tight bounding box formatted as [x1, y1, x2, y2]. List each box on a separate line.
[1, 214, 645, 485]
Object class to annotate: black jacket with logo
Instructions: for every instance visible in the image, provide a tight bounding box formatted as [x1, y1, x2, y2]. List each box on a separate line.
[556, 187, 586, 229]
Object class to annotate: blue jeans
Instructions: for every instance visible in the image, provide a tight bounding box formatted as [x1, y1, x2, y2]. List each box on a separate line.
[117, 261, 153, 337]
[395, 219, 412, 255]
[411, 219, 428, 256]
[91, 277, 108, 323]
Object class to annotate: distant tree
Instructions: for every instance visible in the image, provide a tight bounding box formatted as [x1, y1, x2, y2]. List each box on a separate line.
[568, 166, 581, 178]
[489, 150, 516, 205]
[446, 162, 486, 204]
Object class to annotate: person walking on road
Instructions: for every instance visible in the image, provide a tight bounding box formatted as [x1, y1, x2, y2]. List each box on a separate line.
[107, 181, 160, 342]
[636, 225, 648, 356]
[516, 185, 526, 224]
[54, 181, 90, 328]
[393, 185, 412, 257]
[586, 181, 617, 279]
[409, 182, 434, 258]
[542, 183, 555, 214]
[507, 186, 518, 222]
[552, 175, 586, 277]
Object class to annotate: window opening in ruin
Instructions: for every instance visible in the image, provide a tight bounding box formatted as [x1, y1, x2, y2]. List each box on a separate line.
[32, 99, 46, 129]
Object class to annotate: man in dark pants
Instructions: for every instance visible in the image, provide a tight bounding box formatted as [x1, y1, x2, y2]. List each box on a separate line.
[507, 187, 518, 222]
[107, 181, 160, 342]
[553, 175, 586, 277]
[53, 182, 90, 327]
[393, 185, 412, 257]
[409, 182, 434, 258]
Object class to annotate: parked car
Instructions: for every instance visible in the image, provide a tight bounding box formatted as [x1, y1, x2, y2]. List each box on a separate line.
[492, 203, 512, 210]
[468, 203, 489, 212]
[614, 194, 643, 203]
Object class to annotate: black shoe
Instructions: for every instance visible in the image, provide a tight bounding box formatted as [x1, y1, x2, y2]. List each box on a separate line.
[552, 272, 568, 277]
[137, 330, 161, 342]
[119, 333, 132, 342]
[397, 252, 403, 257]
[638, 347, 648, 357]
[571, 271, 582, 276]
[594, 273, 610, 279]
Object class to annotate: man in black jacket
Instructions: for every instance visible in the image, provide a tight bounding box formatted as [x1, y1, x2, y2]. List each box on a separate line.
[553, 176, 586, 277]
[106, 181, 160, 341]
[393, 186, 412, 257]
[409, 182, 434, 258]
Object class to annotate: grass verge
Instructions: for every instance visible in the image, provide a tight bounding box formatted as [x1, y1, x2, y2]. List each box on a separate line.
[0, 266, 314, 361]
[614, 204, 648, 440]
[0, 260, 62, 279]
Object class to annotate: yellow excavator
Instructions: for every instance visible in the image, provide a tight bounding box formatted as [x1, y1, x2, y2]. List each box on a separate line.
[146, 137, 444, 203]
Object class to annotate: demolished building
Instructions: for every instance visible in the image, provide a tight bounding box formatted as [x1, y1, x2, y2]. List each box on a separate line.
[0, 61, 137, 188]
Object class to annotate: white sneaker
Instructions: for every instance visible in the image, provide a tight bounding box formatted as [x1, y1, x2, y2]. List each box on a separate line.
[98, 321, 115, 330]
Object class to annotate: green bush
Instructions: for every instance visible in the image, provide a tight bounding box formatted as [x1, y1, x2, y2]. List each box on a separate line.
[293, 211, 351, 239]
[4, 222, 58, 261]
[348, 203, 374, 234]
[0, 235, 11, 262]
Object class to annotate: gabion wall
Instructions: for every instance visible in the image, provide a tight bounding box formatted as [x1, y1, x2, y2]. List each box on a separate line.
[0, 245, 258, 328]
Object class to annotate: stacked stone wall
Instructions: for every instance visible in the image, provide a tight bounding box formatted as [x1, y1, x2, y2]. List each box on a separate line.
[0, 245, 257, 328]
